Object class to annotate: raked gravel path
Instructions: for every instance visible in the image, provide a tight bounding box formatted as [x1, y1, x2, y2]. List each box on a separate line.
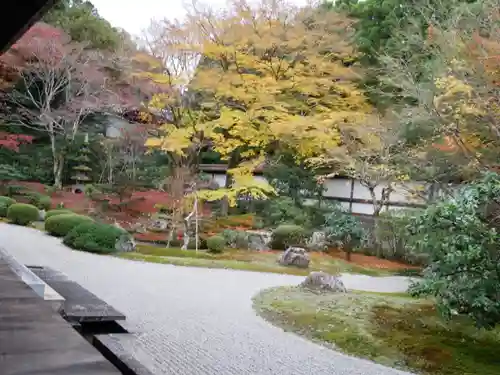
[0, 223, 414, 375]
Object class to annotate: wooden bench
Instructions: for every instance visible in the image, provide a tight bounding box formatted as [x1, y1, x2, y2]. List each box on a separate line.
[0, 247, 64, 311]
[0, 260, 121, 375]
[28, 266, 126, 324]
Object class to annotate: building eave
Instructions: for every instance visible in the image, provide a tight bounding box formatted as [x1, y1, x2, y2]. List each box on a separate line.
[0, 0, 57, 54]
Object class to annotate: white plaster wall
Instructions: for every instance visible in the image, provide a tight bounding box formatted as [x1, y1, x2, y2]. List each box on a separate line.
[206, 174, 267, 189]
[324, 178, 430, 204]
[206, 172, 430, 215]
[106, 117, 132, 138]
[390, 181, 428, 204]
[210, 174, 226, 188]
[323, 178, 352, 198]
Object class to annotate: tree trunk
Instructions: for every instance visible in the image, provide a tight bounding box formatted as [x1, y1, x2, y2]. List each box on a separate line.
[181, 222, 190, 250]
[378, 186, 392, 216]
[50, 134, 60, 189]
[166, 228, 174, 249]
[345, 249, 352, 261]
[221, 152, 240, 216]
[220, 176, 232, 216]
[108, 145, 113, 184]
[53, 155, 64, 189]
[368, 186, 382, 216]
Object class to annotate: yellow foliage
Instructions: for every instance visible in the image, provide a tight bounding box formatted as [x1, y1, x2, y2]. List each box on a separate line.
[432, 74, 491, 157]
[144, 0, 373, 205]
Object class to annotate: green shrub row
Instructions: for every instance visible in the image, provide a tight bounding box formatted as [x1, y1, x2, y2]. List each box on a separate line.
[26, 192, 52, 210]
[167, 236, 208, 250]
[7, 203, 39, 225]
[38, 208, 133, 255]
[0, 196, 16, 217]
[64, 222, 128, 254]
[206, 235, 225, 253]
[45, 214, 94, 237]
[45, 209, 74, 219]
[270, 224, 309, 250]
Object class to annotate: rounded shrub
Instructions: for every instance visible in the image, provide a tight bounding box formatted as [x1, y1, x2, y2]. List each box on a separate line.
[206, 235, 225, 253]
[64, 222, 128, 254]
[7, 203, 40, 226]
[45, 214, 93, 237]
[167, 236, 208, 250]
[188, 236, 208, 250]
[26, 193, 52, 210]
[37, 195, 52, 210]
[270, 224, 308, 250]
[45, 209, 74, 220]
[0, 196, 16, 206]
[0, 202, 8, 218]
[0, 196, 16, 217]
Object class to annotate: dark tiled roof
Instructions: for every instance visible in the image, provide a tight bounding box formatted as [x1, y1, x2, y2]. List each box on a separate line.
[0, 1, 57, 54]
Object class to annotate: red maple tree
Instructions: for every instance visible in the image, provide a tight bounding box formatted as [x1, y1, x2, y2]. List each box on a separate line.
[1, 22, 140, 188]
[0, 132, 33, 151]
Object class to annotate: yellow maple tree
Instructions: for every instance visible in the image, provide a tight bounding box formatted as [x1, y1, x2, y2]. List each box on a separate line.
[144, 0, 373, 206]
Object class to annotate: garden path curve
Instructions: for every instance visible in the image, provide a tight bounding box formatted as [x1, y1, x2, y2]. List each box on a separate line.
[0, 223, 414, 375]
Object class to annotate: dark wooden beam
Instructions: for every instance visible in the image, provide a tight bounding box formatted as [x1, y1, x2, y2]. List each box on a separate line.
[0, 0, 57, 54]
[0, 259, 121, 375]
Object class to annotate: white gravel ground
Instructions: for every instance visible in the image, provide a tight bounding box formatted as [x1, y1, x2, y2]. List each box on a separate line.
[0, 223, 414, 375]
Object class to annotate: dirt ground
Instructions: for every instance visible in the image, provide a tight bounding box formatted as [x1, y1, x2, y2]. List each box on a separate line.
[327, 249, 420, 270]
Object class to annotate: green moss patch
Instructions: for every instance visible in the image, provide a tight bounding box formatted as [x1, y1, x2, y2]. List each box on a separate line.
[119, 245, 393, 276]
[253, 287, 500, 375]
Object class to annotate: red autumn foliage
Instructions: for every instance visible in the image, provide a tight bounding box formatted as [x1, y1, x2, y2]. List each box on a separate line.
[108, 190, 171, 214]
[0, 132, 33, 151]
[0, 23, 68, 81]
[432, 135, 457, 152]
[465, 30, 500, 86]
[7, 180, 172, 215]
[134, 232, 168, 242]
[2, 21, 142, 114]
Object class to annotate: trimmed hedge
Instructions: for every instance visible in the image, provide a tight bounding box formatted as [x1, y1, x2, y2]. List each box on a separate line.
[7, 203, 39, 226]
[64, 222, 128, 254]
[270, 224, 308, 250]
[45, 209, 74, 220]
[0, 196, 16, 217]
[171, 236, 208, 250]
[27, 193, 52, 210]
[45, 214, 94, 237]
[207, 235, 225, 253]
[37, 195, 52, 210]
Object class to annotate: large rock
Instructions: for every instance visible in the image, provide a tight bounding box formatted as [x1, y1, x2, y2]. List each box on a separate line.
[38, 209, 46, 221]
[115, 234, 136, 252]
[301, 271, 347, 293]
[130, 222, 147, 234]
[278, 247, 310, 268]
[307, 231, 327, 251]
[149, 219, 168, 231]
[247, 230, 272, 251]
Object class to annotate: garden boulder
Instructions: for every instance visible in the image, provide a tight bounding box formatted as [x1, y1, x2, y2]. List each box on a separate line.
[38, 209, 46, 221]
[301, 271, 347, 293]
[149, 218, 169, 231]
[307, 231, 327, 251]
[247, 230, 272, 251]
[115, 233, 137, 252]
[130, 222, 147, 234]
[278, 247, 310, 268]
